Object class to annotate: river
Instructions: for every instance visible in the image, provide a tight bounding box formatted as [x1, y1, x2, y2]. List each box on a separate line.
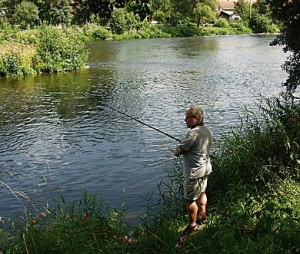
[0, 35, 287, 223]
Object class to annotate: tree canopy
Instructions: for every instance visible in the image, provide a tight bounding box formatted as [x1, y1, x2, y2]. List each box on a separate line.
[268, 0, 300, 96]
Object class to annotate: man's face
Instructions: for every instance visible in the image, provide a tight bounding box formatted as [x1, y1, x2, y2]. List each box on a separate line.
[185, 110, 199, 128]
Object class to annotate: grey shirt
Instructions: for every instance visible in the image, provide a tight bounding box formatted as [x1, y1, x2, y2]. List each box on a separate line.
[179, 125, 212, 179]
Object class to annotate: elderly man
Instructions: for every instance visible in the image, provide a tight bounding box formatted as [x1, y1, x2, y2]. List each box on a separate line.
[175, 106, 212, 235]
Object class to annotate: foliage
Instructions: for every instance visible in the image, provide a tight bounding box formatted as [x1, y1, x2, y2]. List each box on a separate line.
[34, 0, 73, 27]
[109, 8, 139, 35]
[4, 191, 130, 253]
[193, 3, 217, 27]
[210, 96, 300, 199]
[14, 1, 39, 30]
[33, 25, 89, 73]
[91, 26, 113, 40]
[126, 0, 151, 21]
[213, 18, 230, 28]
[137, 22, 171, 38]
[152, 10, 167, 24]
[234, 0, 251, 23]
[0, 43, 36, 77]
[250, 13, 278, 33]
[268, 0, 300, 95]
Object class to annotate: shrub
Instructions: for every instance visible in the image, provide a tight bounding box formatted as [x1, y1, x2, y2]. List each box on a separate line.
[92, 26, 112, 40]
[210, 96, 300, 198]
[250, 13, 277, 33]
[109, 8, 138, 35]
[0, 43, 36, 77]
[137, 23, 171, 38]
[33, 25, 89, 72]
[0, 52, 22, 77]
[14, 1, 39, 30]
[214, 18, 230, 28]
[152, 10, 167, 24]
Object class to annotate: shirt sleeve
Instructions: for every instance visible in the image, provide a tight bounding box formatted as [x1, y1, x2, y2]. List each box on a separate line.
[179, 130, 195, 152]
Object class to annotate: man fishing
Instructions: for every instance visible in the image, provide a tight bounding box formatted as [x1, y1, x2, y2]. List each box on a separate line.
[175, 106, 212, 235]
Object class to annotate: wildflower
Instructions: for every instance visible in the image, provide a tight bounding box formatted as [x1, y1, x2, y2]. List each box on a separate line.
[122, 235, 133, 244]
[39, 212, 47, 219]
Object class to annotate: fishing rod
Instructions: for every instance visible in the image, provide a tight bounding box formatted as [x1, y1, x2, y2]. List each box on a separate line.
[105, 105, 181, 142]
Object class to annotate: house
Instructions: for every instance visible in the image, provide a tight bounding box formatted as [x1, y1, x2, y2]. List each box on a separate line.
[217, 0, 257, 20]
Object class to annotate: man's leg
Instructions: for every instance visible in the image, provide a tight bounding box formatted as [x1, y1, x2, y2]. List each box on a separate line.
[197, 192, 207, 221]
[187, 200, 198, 226]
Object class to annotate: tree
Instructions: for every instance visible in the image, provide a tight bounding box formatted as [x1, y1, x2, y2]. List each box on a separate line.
[2, 0, 22, 23]
[15, 1, 39, 29]
[33, 0, 73, 26]
[269, 0, 300, 95]
[193, 3, 217, 27]
[109, 7, 138, 34]
[126, 0, 151, 21]
[234, 0, 250, 23]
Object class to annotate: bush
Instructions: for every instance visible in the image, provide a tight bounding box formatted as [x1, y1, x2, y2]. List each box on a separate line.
[152, 10, 167, 24]
[92, 26, 112, 40]
[33, 25, 89, 72]
[14, 1, 39, 30]
[210, 96, 300, 198]
[0, 43, 36, 77]
[109, 8, 138, 35]
[250, 13, 278, 33]
[214, 18, 230, 28]
[137, 23, 171, 38]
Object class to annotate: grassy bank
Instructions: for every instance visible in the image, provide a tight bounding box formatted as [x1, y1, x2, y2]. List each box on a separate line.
[0, 21, 251, 78]
[0, 96, 299, 253]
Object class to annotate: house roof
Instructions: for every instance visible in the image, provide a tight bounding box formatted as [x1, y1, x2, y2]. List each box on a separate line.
[218, 0, 257, 11]
[218, 0, 235, 11]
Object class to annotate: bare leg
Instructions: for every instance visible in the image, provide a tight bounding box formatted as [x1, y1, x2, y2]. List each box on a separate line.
[187, 200, 198, 226]
[197, 192, 207, 220]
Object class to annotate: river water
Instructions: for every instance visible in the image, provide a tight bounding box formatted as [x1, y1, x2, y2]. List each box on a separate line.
[0, 35, 287, 222]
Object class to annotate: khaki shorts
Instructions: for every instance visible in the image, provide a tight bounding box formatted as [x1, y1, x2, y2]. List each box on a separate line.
[184, 177, 208, 201]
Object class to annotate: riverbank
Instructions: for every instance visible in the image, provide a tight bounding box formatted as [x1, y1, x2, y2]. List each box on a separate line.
[0, 22, 252, 78]
[1, 96, 299, 253]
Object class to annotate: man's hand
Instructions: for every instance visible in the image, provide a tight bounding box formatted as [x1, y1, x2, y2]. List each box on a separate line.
[175, 145, 184, 157]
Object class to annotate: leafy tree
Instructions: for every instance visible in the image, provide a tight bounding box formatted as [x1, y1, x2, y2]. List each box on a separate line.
[72, 0, 127, 25]
[14, 1, 39, 29]
[254, 0, 271, 16]
[193, 3, 216, 27]
[126, 0, 151, 21]
[268, 0, 300, 95]
[1, 0, 22, 22]
[33, 0, 73, 26]
[234, 0, 250, 23]
[249, 13, 275, 33]
[149, 0, 171, 13]
[109, 7, 138, 34]
[249, 0, 277, 33]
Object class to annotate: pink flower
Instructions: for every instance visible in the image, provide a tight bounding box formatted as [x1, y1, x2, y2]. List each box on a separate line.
[122, 235, 133, 244]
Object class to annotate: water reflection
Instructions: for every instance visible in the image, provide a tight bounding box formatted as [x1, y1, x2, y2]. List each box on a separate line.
[0, 35, 287, 221]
